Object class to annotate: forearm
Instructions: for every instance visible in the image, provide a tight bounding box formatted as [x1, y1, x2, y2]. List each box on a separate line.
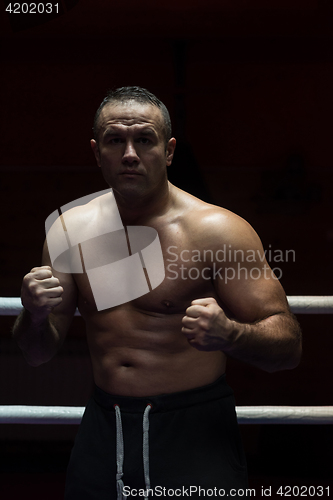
[225, 311, 302, 372]
[12, 309, 62, 367]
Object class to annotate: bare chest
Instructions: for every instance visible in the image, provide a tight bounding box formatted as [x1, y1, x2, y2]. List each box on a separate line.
[74, 221, 218, 316]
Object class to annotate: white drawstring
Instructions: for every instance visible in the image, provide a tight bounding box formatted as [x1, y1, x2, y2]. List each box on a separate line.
[114, 403, 152, 499]
[143, 404, 152, 498]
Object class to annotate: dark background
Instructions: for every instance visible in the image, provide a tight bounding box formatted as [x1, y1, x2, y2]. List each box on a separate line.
[0, 0, 332, 498]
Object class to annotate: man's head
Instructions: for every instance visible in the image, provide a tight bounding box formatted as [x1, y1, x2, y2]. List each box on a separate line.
[93, 86, 172, 146]
[90, 87, 176, 203]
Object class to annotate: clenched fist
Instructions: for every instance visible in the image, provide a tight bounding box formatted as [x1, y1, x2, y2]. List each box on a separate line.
[21, 266, 63, 321]
[181, 297, 237, 351]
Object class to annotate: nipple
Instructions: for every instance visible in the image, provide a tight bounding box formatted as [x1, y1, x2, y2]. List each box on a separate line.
[162, 300, 174, 308]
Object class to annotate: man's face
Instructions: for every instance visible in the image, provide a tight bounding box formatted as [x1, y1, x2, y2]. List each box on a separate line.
[91, 102, 176, 201]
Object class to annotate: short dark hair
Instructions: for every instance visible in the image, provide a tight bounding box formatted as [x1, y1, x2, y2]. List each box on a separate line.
[93, 86, 172, 144]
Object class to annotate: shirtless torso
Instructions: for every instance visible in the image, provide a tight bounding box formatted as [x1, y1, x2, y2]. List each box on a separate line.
[42, 182, 296, 397]
[55, 186, 229, 397]
[14, 97, 301, 399]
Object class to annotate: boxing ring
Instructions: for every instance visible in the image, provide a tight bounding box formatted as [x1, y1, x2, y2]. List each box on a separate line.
[1, 296, 333, 426]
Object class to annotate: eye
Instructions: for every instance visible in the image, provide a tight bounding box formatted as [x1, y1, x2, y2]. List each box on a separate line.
[137, 137, 150, 144]
[109, 138, 123, 144]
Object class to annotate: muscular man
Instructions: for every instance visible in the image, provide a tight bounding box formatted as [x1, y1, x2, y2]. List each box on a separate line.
[13, 87, 301, 499]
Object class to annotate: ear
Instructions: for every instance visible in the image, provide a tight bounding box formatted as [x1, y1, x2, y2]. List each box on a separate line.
[166, 138, 176, 167]
[91, 139, 101, 168]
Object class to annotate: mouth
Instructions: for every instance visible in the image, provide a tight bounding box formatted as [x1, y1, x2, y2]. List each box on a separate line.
[120, 170, 143, 177]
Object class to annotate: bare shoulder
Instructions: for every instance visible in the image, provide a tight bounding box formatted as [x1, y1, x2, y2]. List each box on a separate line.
[60, 191, 114, 226]
[171, 185, 260, 251]
[46, 190, 122, 241]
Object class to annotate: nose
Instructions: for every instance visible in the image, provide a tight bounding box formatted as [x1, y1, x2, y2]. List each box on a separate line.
[122, 140, 139, 165]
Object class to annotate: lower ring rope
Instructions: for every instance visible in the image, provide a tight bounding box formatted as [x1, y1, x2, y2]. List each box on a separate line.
[1, 297, 333, 315]
[0, 405, 332, 425]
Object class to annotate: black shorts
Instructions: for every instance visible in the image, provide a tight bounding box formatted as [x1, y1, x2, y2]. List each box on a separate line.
[65, 375, 248, 499]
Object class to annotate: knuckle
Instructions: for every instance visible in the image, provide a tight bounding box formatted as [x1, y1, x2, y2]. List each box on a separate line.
[23, 272, 33, 283]
[34, 288, 43, 299]
[22, 276, 29, 288]
[27, 280, 37, 293]
[200, 312, 208, 319]
[198, 319, 209, 331]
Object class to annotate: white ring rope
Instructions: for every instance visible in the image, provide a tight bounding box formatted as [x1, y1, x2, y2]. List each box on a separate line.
[1, 296, 333, 315]
[0, 297, 80, 316]
[0, 405, 332, 425]
[286, 296, 333, 314]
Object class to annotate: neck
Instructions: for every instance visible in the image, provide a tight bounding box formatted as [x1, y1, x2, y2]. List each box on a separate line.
[113, 179, 172, 225]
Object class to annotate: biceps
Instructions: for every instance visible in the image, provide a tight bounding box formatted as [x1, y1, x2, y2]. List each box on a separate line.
[214, 263, 289, 323]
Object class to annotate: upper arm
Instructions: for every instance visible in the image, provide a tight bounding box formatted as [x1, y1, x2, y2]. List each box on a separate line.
[42, 239, 78, 341]
[208, 212, 290, 323]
